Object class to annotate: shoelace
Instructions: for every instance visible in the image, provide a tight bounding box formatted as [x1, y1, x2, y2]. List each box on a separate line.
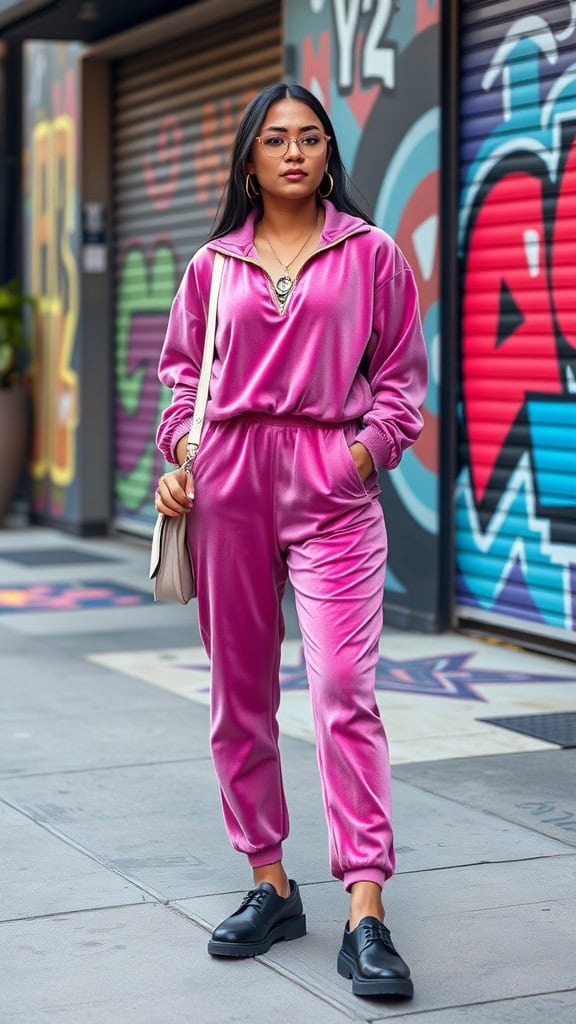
[361, 920, 396, 953]
[239, 887, 271, 912]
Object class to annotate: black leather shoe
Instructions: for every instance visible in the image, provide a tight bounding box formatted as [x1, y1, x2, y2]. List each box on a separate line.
[207, 880, 306, 957]
[337, 916, 414, 998]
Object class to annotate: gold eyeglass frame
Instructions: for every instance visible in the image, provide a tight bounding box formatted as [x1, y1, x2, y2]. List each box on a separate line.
[255, 133, 331, 159]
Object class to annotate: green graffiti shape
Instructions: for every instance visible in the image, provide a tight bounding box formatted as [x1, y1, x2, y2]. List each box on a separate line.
[115, 245, 175, 513]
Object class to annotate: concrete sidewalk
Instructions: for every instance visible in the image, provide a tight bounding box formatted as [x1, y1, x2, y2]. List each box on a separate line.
[0, 526, 575, 1023]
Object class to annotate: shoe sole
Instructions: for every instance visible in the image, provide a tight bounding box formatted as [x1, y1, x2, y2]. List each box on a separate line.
[337, 950, 414, 998]
[207, 913, 307, 958]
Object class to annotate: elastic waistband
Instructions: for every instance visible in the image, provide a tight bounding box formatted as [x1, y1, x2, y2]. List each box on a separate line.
[211, 412, 356, 430]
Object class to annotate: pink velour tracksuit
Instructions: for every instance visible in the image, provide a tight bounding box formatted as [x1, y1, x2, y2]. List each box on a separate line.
[156, 200, 428, 891]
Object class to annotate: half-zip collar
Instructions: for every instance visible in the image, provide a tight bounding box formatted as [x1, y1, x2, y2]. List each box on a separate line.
[206, 199, 371, 260]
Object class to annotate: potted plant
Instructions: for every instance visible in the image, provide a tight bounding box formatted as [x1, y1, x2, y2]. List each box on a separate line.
[0, 279, 36, 524]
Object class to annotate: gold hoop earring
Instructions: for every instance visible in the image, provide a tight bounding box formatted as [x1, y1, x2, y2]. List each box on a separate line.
[245, 174, 260, 200]
[318, 172, 334, 199]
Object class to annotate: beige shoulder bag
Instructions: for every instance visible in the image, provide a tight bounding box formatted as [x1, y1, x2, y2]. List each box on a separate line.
[149, 251, 225, 603]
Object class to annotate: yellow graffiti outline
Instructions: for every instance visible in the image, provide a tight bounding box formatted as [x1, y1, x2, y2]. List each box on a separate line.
[29, 115, 78, 487]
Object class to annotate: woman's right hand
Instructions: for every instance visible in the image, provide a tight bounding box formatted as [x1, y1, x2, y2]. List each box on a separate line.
[154, 467, 194, 517]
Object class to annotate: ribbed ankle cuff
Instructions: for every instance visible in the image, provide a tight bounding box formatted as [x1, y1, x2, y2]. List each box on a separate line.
[343, 867, 386, 892]
[247, 843, 284, 868]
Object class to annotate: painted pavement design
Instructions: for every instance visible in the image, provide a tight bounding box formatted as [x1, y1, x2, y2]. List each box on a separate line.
[0, 582, 154, 612]
[88, 635, 576, 766]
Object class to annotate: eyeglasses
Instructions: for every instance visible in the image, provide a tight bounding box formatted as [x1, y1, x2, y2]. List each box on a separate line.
[255, 132, 331, 159]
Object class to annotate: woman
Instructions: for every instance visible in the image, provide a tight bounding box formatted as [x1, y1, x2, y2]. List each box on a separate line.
[155, 83, 427, 999]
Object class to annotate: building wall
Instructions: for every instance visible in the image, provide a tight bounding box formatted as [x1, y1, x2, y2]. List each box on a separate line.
[285, 0, 441, 629]
[18, 6, 444, 631]
[457, 2, 576, 637]
[22, 41, 83, 523]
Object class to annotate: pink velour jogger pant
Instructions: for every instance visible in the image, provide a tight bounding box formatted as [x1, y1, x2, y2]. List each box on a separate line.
[187, 413, 395, 891]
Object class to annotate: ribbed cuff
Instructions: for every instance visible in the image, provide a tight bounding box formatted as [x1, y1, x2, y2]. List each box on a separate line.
[168, 422, 192, 464]
[343, 867, 387, 892]
[247, 843, 284, 868]
[355, 423, 396, 470]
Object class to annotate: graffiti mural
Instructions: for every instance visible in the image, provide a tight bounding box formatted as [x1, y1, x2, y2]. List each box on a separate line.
[286, 0, 440, 626]
[115, 91, 257, 525]
[23, 42, 82, 519]
[115, 244, 175, 515]
[458, 2, 576, 635]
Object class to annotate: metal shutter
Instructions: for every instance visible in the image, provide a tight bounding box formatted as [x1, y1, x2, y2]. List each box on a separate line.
[456, 2, 576, 642]
[112, 3, 282, 533]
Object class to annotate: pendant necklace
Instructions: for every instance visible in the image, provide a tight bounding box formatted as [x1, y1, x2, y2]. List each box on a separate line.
[260, 213, 319, 309]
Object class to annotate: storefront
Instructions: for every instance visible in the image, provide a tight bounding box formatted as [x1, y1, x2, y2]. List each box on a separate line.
[456, 0, 576, 646]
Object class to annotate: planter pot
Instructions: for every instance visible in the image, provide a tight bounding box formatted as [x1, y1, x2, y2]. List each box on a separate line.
[0, 387, 28, 524]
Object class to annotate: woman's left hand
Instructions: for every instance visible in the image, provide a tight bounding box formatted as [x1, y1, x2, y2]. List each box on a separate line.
[349, 442, 375, 482]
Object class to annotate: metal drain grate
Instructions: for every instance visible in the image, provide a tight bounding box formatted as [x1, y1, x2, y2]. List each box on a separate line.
[478, 712, 576, 748]
[0, 548, 118, 566]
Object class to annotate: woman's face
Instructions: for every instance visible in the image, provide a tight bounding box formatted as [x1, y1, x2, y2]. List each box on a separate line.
[247, 97, 330, 202]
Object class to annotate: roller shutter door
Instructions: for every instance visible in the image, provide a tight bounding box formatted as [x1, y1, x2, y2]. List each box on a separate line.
[112, 3, 282, 532]
[456, 1, 576, 642]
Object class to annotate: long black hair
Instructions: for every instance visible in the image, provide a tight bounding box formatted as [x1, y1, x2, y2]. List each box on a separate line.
[207, 83, 373, 240]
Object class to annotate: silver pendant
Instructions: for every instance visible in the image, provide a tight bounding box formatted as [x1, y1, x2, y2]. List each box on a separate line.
[275, 275, 293, 298]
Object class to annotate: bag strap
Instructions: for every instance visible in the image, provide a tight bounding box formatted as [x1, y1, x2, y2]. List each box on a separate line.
[184, 251, 225, 470]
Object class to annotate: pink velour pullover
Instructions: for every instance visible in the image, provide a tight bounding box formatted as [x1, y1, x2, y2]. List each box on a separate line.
[156, 200, 428, 469]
